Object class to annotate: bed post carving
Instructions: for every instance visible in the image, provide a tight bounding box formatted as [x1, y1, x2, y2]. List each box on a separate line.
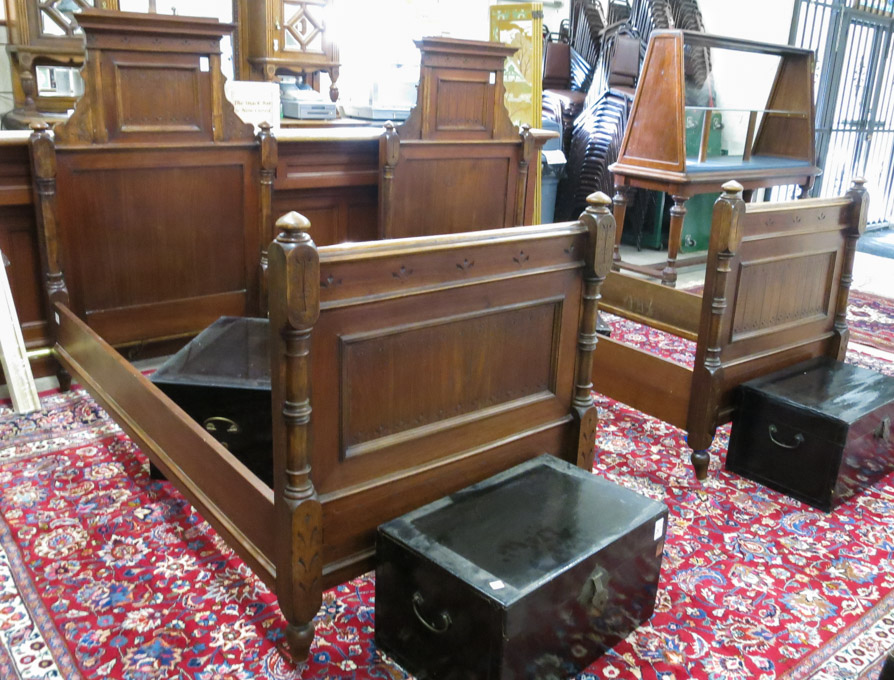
[687, 180, 745, 480]
[515, 124, 534, 226]
[378, 122, 400, 238]
[258, 123, 278, 316]
[28, 123, 71, 392]
[267, 211, 322, 660]
[573, 191, 615, 470]
[832, 177, 869, 360]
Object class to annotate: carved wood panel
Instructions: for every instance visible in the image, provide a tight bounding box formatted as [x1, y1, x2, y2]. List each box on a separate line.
[433, 73, 492, 133]
[54, 148, 259, 344]
[339, 300, 561, 458]
[115, 64, 205, 134]
[272, 186, 377, 247]
[731, 250, 835, 341]
[387, 155, 515, 236]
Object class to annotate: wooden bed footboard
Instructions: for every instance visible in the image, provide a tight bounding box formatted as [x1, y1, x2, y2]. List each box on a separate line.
[688, 179, 868, 467]
[44, 192, 614, 662]
[593, 179, 868, 481]
[264, 193, 616, 657]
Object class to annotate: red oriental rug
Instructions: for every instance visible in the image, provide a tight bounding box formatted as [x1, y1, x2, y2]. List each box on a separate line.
[0, 325, 893, 679]
[848, 290, 894, 354]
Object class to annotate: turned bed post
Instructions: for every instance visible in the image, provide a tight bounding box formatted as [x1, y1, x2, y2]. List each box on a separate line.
[257, 122, 278, 316]
[378, 122, 400, 239]
[28, 123, 72, 391]
[267, 212, 322, 659]
[832, 177, 869, 360]
[515, 124, 534, 226]
[573, 192, 615, 470]
[687, 180, 745, 480]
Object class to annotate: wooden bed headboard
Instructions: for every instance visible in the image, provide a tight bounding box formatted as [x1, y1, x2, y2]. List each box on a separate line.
[378, 37, 553, 237]
[29, 10, 276, 356]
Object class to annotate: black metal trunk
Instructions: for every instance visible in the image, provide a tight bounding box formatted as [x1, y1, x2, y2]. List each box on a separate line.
[375, 455, 668, 679]
[727, 357, 894, 512]
[149, 317, 273, 485]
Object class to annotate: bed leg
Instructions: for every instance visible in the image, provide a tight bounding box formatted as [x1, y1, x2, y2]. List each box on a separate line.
[690, 449, 710, 480]
[56, 366, 71, 392]
[285, 622, 315, 660]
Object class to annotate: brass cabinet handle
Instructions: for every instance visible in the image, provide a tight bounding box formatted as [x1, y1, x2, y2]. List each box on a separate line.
[768, 423, 804, 450]
[203, 416, 241, 434]
[411, 591, 451, 634]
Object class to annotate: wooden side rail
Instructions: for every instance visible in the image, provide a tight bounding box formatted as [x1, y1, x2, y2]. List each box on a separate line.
[53, 303, 276, 585]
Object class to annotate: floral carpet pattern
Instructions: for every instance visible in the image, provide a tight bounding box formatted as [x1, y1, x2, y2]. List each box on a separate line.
[848, 291, 894, 354]
[0, 294, 892, 679]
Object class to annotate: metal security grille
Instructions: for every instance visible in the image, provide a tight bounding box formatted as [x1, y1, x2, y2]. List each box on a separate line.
[790, 0, 894, 226]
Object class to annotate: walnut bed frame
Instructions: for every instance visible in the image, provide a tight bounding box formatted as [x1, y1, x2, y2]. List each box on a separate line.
[44, 201, 615, 657]
[593, 179, 869, 479]
[25, 12, 617, 658]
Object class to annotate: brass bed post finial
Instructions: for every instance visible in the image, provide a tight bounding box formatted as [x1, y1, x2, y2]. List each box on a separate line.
[267, 211, 322, 660]
[833, 177, 870, 359]
[28, 122, 72, 391]
[571, 191, 615, 470]
[687, 180, 746, 480]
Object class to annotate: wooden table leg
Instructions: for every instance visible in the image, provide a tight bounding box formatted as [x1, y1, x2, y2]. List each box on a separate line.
[661, 195, 687, 287]
[611, 184, 629, 270]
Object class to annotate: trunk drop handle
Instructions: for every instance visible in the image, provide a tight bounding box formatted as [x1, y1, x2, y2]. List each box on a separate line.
[411, 592, 452, 634]
[768, 424, 804, 450]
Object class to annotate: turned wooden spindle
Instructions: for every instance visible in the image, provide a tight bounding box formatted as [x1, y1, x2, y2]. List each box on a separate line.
[266, 211, 322, 660]
[687, 180, 746, 480]
[573, 191, 615, 470]
[257, 122, 278, 316]
[833, 177, 869, 359]
[29, 123, 72, 391]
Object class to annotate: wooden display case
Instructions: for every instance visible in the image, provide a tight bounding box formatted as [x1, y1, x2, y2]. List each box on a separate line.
[609, 30, 820, 286]
[236, 0, 340, 102]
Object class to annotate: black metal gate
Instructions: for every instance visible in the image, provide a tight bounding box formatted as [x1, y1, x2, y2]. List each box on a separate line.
[790, 0, 894, 226]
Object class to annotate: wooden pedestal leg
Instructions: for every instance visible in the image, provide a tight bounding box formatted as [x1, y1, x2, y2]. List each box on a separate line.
[611, 184, 629, 270]
[661, 195, 687, 287]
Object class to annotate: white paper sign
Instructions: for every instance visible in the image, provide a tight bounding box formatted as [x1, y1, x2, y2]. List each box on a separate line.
[224, 81, 280, 133]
